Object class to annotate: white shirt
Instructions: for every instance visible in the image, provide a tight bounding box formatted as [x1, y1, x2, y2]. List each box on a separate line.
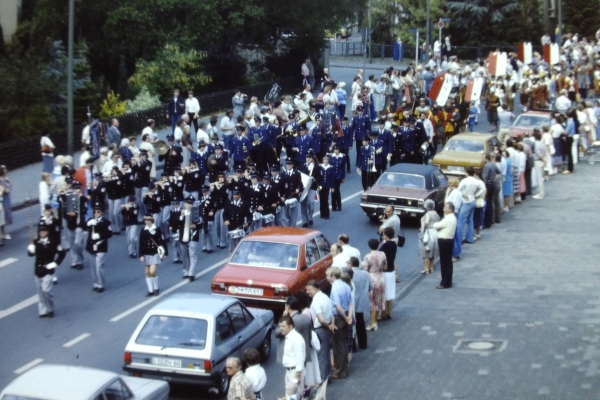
[421, 118, 434, 139]
[302, 90, 314, 102]
[446, 188, 463, 212]
[196, 129, 210, 146]
[220, 116, 235, 136]
[128, 145, 140, 157]
[79, 151, 91, 169]
[340, 244, 361, 267]
[458, 176, 484, 202]
[40, 136, 55, 156]
[332, 252, 350, 268]
[81, 125, 90, 145]
[282, 329, 305, 372]
[185, 97, 200, 114]
[244, 364, 267, 392]
[142, 126, 156, 142]
[310, 290, 333, 328]
[555, 96, 571, 113]
[174, 126, 183, 142]
[433, 213, 458, 239]
[101, 159, 122, 177]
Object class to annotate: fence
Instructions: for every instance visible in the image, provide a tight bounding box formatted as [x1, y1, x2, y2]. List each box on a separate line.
[0, 76, 298, 171]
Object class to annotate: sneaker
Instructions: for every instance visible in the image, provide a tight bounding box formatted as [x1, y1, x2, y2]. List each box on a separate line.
[2, 234, 11, 240]
[452, 257, 459, 262]
[532, 194, 544, 200]
[562, 170, 571, 174]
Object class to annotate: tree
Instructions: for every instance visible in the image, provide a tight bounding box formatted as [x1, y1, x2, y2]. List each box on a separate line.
[563, 0, 600, 38]
[446, 0, 518, 45]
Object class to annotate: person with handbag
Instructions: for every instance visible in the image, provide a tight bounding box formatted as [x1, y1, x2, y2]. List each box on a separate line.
[418, 200, 440, 275]
[378, 205, 401, 282]
[379, 228, 397, 320]
[139, 213, 168, 296]
[40, 132, 56, 173]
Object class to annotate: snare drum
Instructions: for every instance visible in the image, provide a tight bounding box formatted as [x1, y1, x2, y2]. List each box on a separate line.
[262, 214, 275, 224]
[252, 211, 263, 221]
[284, 198, 298, 208]
[227, 228, 246, 239]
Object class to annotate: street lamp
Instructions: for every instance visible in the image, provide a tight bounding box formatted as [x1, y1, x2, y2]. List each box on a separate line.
[67, 0, 74, 156]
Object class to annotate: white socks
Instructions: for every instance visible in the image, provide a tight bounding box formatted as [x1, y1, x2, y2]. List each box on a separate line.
[146, 278, 153, 293]
[152, 277, 158, 292]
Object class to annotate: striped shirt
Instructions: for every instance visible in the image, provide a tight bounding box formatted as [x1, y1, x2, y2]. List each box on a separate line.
[533, 140, 547, 161]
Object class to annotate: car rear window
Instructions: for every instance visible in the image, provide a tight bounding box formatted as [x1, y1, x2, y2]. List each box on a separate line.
[1, 396, 43, 400]
[230, 241, 299, 269]
[136, 315, 207, 349]
[513, 115, 549, 128]
[377, 173, 425, 189]
[443, 140, 485, 153]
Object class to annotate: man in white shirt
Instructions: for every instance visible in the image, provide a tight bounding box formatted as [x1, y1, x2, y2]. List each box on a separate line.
[302, 84, 314, 102]
[220, 109, 235, 151]
[433, 202, 458, 289]
[142, 119, 156, 143]
[337, 234, 360, 266]
[196, 121, 210, 148]
[330, 243, 350, 268]
[278, 316, 305, 400]
[453, 167, 485, 261]
[185, 91, 201, 136]
[555, 89, 571, 113]
[306, 279, 333, 381]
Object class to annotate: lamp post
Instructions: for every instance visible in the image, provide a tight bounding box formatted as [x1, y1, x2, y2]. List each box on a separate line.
[557, 0, 562, 45]
[426, 0, 431, 58]
[67, 0, 74, 156]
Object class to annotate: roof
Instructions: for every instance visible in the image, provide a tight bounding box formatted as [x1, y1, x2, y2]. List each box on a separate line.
[242, 226, 320, 244]
[1, 364, 119, 400]
[151, 293, 236, 315]
[449, 133, 496, 142]
[383, 163, 441, 190]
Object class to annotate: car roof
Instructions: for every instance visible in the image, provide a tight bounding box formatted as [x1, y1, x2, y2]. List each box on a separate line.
[150, 293, 237, 315]
[1, 364, 118, 400]
[242, 226, 319, 244]
[449, 133, 496, 142]
[383, 163, 441, 189]
[518, 110, 552, 117]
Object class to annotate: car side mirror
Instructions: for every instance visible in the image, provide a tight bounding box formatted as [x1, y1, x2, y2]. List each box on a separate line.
[300, 265, 308, 271]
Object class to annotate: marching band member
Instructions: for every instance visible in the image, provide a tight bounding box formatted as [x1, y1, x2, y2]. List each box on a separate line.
[106, 166, 125, 235]
[178, 196, 201, 280]
[211, 171, 229, 249]
[143, 182, 162, 227]
[336, 116, 353, 173]
[41, 204, 62, 245]
[27, 221, 66, 318]
[120, 159, 135, 203]
[269, 166, 283, 226]
[171, 168, 185, 205]
[168, 199, 183, 263]
[375, 119, 392, 172]
[351, 105, 371, 163]
[158, 172, 173, 241]
[132, 149, 152, 218]
[399, 117, 416, 164]
[330, 146, 346, 212]
[86, 206, 113, 293]
[369, 130, 387, 176]
[183, 160, 202, 201]
[190, 141, 210, 190]
[246, 173, 265, 233]
[279, 158, 303, 227]
[61, 183, 87, 271]
[293, 124, 316, 167]
[388, 123, 404, 166]
[120, 195, 140, 259]
[89, 173, 107, 211]
[357, 134, 373, 191]
[139, 213, 168, 296]
[159, 134, 183, 176]
[229, 125, 252, 171]
[223, 186, 252, 253]
[208, 144, 228, 183]
[299, 150, 321, 228]
[261, 174, 279, 226]
[319, 154, 334, 220]
[199, 185, 216, 253]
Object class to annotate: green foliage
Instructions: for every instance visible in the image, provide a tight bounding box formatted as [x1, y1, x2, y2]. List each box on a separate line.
[128, 44, 211, 101]
[126, 86, 161, 113]
[99, 91, 127, 118]
[563, 0, 600, 38]
[396, 0, 446, 46]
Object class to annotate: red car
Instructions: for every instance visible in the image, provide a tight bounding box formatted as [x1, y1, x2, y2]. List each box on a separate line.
[509, 110, 552, 138]
[211, 227, 332, 308]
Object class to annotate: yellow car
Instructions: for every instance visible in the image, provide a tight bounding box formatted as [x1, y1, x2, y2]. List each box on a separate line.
[432, 133, 500, 178]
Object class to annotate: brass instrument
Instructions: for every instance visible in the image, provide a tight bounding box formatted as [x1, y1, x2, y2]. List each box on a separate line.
[252, 133, 262, 147]
[369, 146, 377, 172]
[65, 193, 80, 215]
[297, 114, 313, 126]
[155, 140, 169, 156]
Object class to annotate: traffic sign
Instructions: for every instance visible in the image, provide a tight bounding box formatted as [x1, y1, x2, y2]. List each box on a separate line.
[438, 20, 444, 28]
[407, 28, 417, 34]
[441, 17, 451, 22]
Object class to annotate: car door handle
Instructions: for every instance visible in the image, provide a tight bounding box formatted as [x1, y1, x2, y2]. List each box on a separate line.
[238, 335, 243, 341]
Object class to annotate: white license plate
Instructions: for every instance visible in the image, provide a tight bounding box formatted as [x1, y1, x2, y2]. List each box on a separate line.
[152, 358, 182, 368]
[228, 286, 264, 296]
[447, 165, 465, 172]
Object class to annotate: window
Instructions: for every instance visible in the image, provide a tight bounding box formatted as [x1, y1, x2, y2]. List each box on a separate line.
[305, 239, 320, 266]
[215, 311, 234, 344]
[136, 315, 207, 349]
[376, 173, 425, 189]
[242, 306, 254, 324]
[443, 140, 485, 153]
[230, 241, 299, 269]
[103, 379, 132, 400]
[228, 303, 248, 333]
[434, 171, 448, 187]
[315, 235, 330, 259]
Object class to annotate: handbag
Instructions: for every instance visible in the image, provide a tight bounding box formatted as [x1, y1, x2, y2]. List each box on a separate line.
[310, 330, 321, 351]
[41, 144, 53, 154]
[397, 227, 405, 248]
[476, 197, 485, 208]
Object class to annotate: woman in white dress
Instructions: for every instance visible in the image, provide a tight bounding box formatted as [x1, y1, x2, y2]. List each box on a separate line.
[40, 134, 56, 173]
[39, 173, 53, 216]
[373, 78, 385, 114]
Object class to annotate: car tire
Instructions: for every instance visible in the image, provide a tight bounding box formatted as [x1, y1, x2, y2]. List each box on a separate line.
[260, 332, 272, 362]
[214, 369, 229, 398]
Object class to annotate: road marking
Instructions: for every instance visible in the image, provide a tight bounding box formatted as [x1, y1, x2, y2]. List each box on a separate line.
[0, 257, 18, 268]
[63, 333, 91, 348]
[0, 295, 38, 321]
[14, 358, 43, 374]
[110, 189, 364, 323]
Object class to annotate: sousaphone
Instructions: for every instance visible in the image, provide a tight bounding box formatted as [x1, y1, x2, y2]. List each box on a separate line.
[155, 140, 169, 156]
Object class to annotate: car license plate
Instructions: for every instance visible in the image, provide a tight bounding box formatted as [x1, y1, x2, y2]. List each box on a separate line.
[152, 358, 182, 368]
[447, 165, 465, 172]
[228, 286, 264, 296]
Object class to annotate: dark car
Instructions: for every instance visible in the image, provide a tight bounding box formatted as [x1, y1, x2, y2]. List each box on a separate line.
[360, 164, 448, 221]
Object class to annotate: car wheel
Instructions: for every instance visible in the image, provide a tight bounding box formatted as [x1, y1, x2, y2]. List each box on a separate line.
[215, 369, 229, 397]
[260, 332, 272, 361]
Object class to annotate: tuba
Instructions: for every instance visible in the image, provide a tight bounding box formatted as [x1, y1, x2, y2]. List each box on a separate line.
[155, 140, 169, 156]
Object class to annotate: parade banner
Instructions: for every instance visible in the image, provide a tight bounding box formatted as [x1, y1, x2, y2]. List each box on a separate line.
[488, 52, 507, 77]
[517, 42, 532, 64]
[465, 77, 484, 102]
[89, 120, 101, 162]
[428, 72, 454, 106]
[543, 43, 559, 65]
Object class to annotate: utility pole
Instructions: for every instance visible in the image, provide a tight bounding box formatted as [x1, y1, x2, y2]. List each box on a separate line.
[67, 0, 74, 156]
[426, 0, 431, 57]
[368, 0, 372, 63]
[557, 0, 562, 45]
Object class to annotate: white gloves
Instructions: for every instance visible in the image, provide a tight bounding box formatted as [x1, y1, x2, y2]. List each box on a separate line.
[92, 233, 100, 240]
[46, 262, 58, 270]
[157, 246, 165, 258]
[87, 219, 97, 227]
[27, 244, 36, 254]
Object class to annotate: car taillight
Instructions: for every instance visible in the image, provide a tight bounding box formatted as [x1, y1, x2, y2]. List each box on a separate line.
[418, 200, 424, 209]
[124, 352, 132, 365]
[274, 287, 289, 296]
[361, 193, 367, 203]
[211, 282, 226, 292]
[204, 360, 212, 373]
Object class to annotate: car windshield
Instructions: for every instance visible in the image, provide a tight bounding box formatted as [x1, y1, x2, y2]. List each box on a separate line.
[230, 241, 299, 269]
[136, 315, 207, 349]
[513, 115, 549, 128]
[376, 173, 425, 189]
[443, 140, 485, 153]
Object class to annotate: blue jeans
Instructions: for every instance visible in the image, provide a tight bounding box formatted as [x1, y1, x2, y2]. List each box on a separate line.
[170, 114, 181, 133]
[222, 135, 233, 153]
[453, 200, 475, 258]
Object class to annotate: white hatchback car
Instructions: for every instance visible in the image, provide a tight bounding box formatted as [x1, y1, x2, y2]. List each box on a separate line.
[0, 364, 169, 400]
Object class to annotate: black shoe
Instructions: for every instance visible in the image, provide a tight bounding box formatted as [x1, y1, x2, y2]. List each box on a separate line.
[308, 221, 313, 226]
[47, 311, 54, 318]
[97, 288, 104, 293]
[202, 249, 207, 253]
[75, 264, 83, 270]
[132, 254, 137, 258]
[219, 244, 227, 249]
[189, 276, 195, 282]
[154, 289, 160, 296]
[39, 313, 49, 318]
[92, 287, 98, 291]
[113, 232, 120, 236]
[183, 275, 188, 279]
[207, 250, 213, 254]
[324, 216, 330, 219]
[70, 264, 78, 269]
[146, 291, 154, 297]
[129, 254, 135, 259]
[302, 223, 309, 228]
[121, 227, 126, 231]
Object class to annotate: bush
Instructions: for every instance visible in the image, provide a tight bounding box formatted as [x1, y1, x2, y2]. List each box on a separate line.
[99, 91, 127, 118]
[126, 86, 161, 113]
